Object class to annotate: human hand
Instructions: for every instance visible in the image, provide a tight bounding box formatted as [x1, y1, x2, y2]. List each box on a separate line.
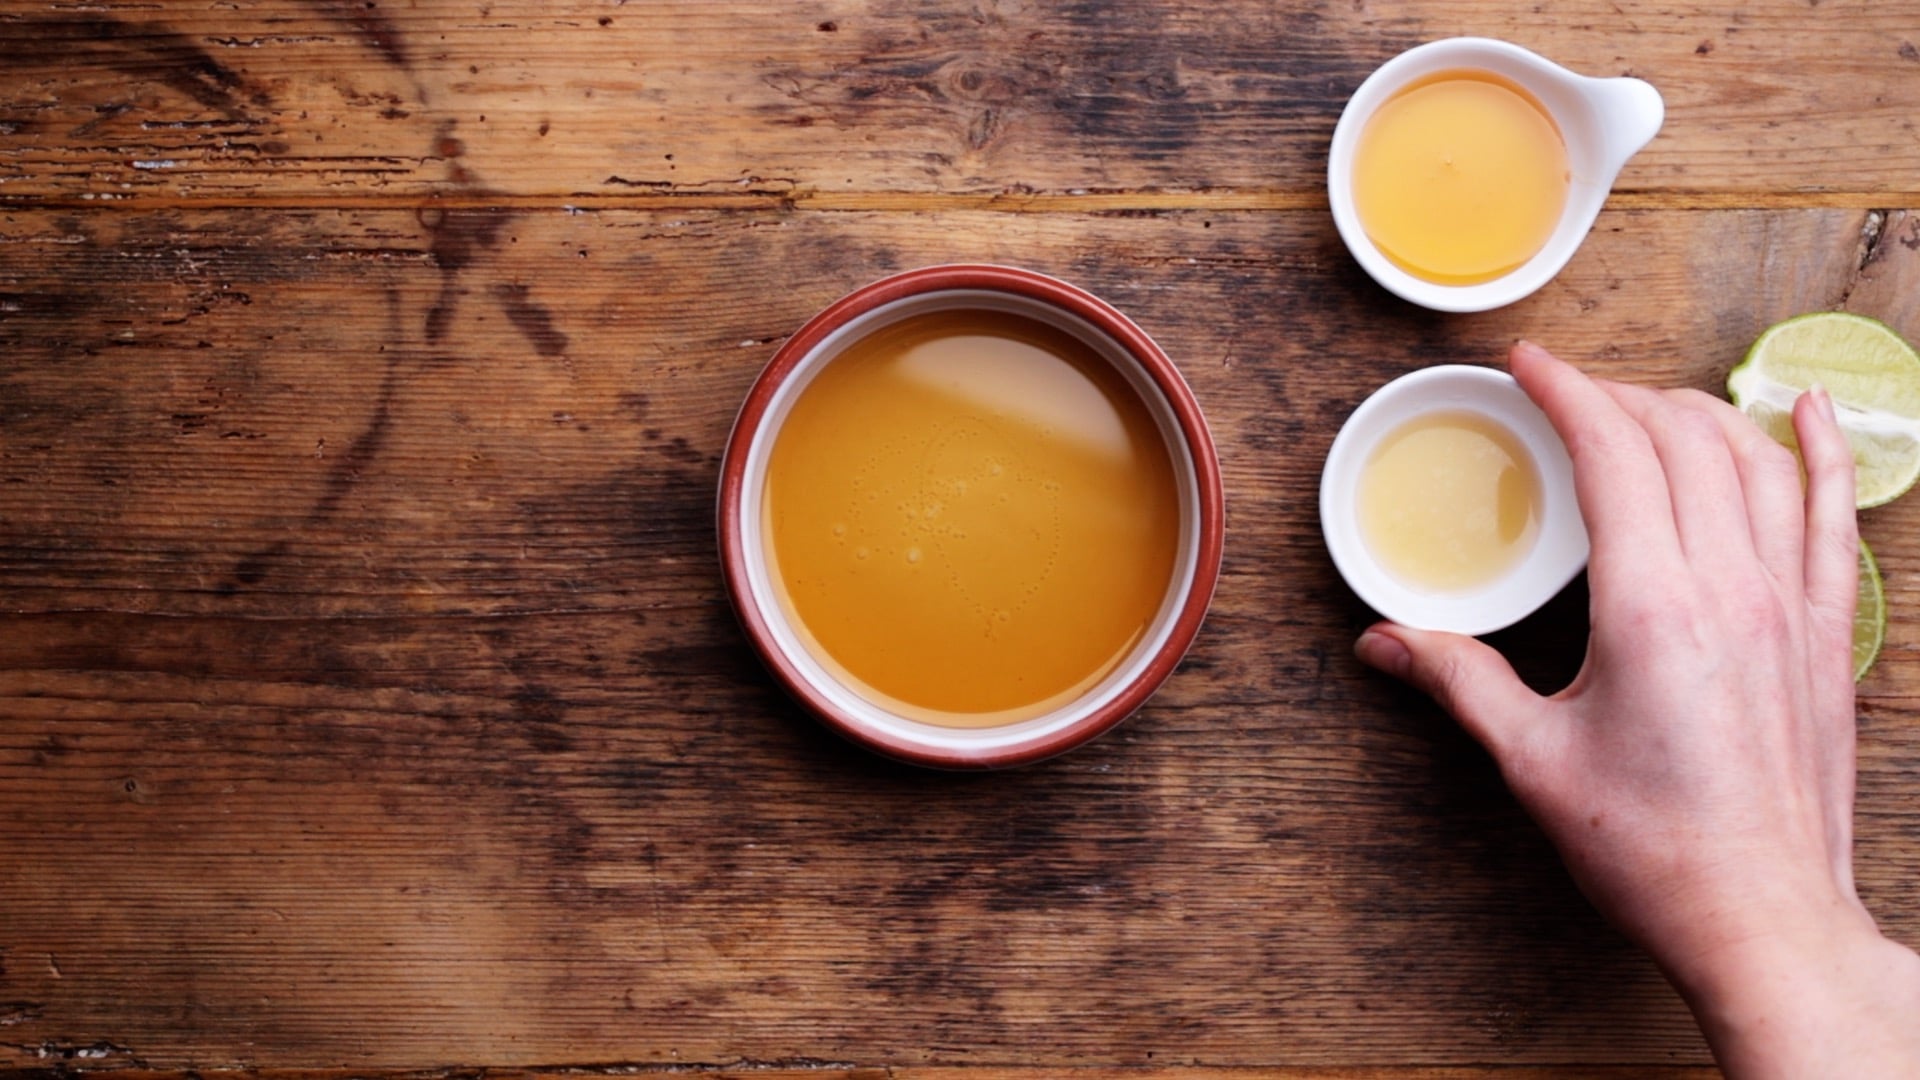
[1354, 341, 1920, 1078]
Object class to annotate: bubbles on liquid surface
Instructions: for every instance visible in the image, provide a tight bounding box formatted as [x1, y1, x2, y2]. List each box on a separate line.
[833, 419, 1072, 640]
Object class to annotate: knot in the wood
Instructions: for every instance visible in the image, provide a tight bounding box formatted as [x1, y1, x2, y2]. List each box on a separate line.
[939, 55, 1052, 104]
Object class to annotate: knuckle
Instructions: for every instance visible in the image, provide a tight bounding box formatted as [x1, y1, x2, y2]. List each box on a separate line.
[1799, 424, 1857, 471]
[1610, 596, 1683, 654]
[1575, 426, 1652, 471]
[1498, 733, 1554, 803]
[1607, 579, 1677, 631]
[1749, 439, 1803, 486]
[1809, 521, 1859, 566]
[1420, 647, 1472, 712]
[1726, 585, 1790, 636]
[1803, 434, 1848, 467]
[1667, 387, 1726, 415]
[1813, 455, 1858, 489]
[1668, 406, 1724, 449]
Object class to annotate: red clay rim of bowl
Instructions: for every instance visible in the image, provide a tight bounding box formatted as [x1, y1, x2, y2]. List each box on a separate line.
[716, 264, 1225, 769]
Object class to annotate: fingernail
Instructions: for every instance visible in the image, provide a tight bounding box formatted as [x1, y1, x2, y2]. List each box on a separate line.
[1355, 629, 1412, 680]
[1513, 339, 1547, 360]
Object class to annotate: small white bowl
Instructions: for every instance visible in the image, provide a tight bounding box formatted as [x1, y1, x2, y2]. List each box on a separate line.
[1328, 37, 1664, 313]
[1319, 365, 1589, 635]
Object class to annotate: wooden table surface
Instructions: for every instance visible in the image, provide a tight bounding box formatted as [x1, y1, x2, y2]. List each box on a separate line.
[3, 2, 1918, 1077]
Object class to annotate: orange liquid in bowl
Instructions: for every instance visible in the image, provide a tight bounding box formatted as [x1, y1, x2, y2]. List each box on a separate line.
[764, 309, 1181, 728]
[1353, 71, 1570, 285]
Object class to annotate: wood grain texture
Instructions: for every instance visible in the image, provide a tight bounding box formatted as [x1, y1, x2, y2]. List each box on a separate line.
[6, 1, 1920, 1075]
[3, 204, 1918, 1070]
[2, 1, 1919, 202]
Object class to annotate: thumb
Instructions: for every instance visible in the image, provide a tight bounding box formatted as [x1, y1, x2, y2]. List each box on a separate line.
[1355, 622, 1544, 758]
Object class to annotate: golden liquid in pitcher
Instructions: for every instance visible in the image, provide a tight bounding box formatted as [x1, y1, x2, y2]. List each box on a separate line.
[1358, 410, 1542, 591]
[1353, 70, 1570, 285]
[764, 309, 1180, 728]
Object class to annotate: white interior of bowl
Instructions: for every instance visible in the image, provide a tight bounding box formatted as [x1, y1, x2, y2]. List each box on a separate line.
[1327, 37, 1664, 313]
[738, 289, 1204, 753]
[1319, 365, 1590, 635]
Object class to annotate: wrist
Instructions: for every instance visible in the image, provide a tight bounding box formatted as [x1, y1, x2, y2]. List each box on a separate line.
[1666, 908, 1920, 1079]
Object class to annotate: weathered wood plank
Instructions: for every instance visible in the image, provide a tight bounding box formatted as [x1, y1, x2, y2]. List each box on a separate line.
[2, 205, 1916, 1069]
[0, 1060, 1728, 1068]
[2, 1, 1918, 202]
[8, 4, 1919, 1076]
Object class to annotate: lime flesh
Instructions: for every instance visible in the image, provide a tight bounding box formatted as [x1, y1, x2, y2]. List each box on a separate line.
[1727, 312, 1920, 509]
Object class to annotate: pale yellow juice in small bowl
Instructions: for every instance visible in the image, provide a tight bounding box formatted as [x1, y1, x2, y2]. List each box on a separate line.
[1357, 409, 1543, 593]
[1320, 366, 1588, 635]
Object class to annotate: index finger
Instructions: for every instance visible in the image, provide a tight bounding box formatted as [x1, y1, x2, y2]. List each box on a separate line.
[1508, 341, 1684, 582]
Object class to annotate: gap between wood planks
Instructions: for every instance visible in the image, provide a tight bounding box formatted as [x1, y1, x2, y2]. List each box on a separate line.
[0, 189, 1910, 214]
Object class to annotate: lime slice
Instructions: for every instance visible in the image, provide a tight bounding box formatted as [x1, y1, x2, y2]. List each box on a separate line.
[1726, 312, 1920, 509]
[1856, 539, 1885, 682]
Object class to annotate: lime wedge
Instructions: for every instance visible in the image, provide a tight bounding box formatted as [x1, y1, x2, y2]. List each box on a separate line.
[1856, 539, 1885, 682]
[1726, 312, 1920, 509]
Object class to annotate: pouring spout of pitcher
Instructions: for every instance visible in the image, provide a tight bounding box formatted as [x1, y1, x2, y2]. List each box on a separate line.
[1588, 75, 1665, 175]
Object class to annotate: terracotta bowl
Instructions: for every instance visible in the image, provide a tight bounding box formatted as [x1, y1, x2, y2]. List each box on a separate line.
[717, 265, 1224, 769]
